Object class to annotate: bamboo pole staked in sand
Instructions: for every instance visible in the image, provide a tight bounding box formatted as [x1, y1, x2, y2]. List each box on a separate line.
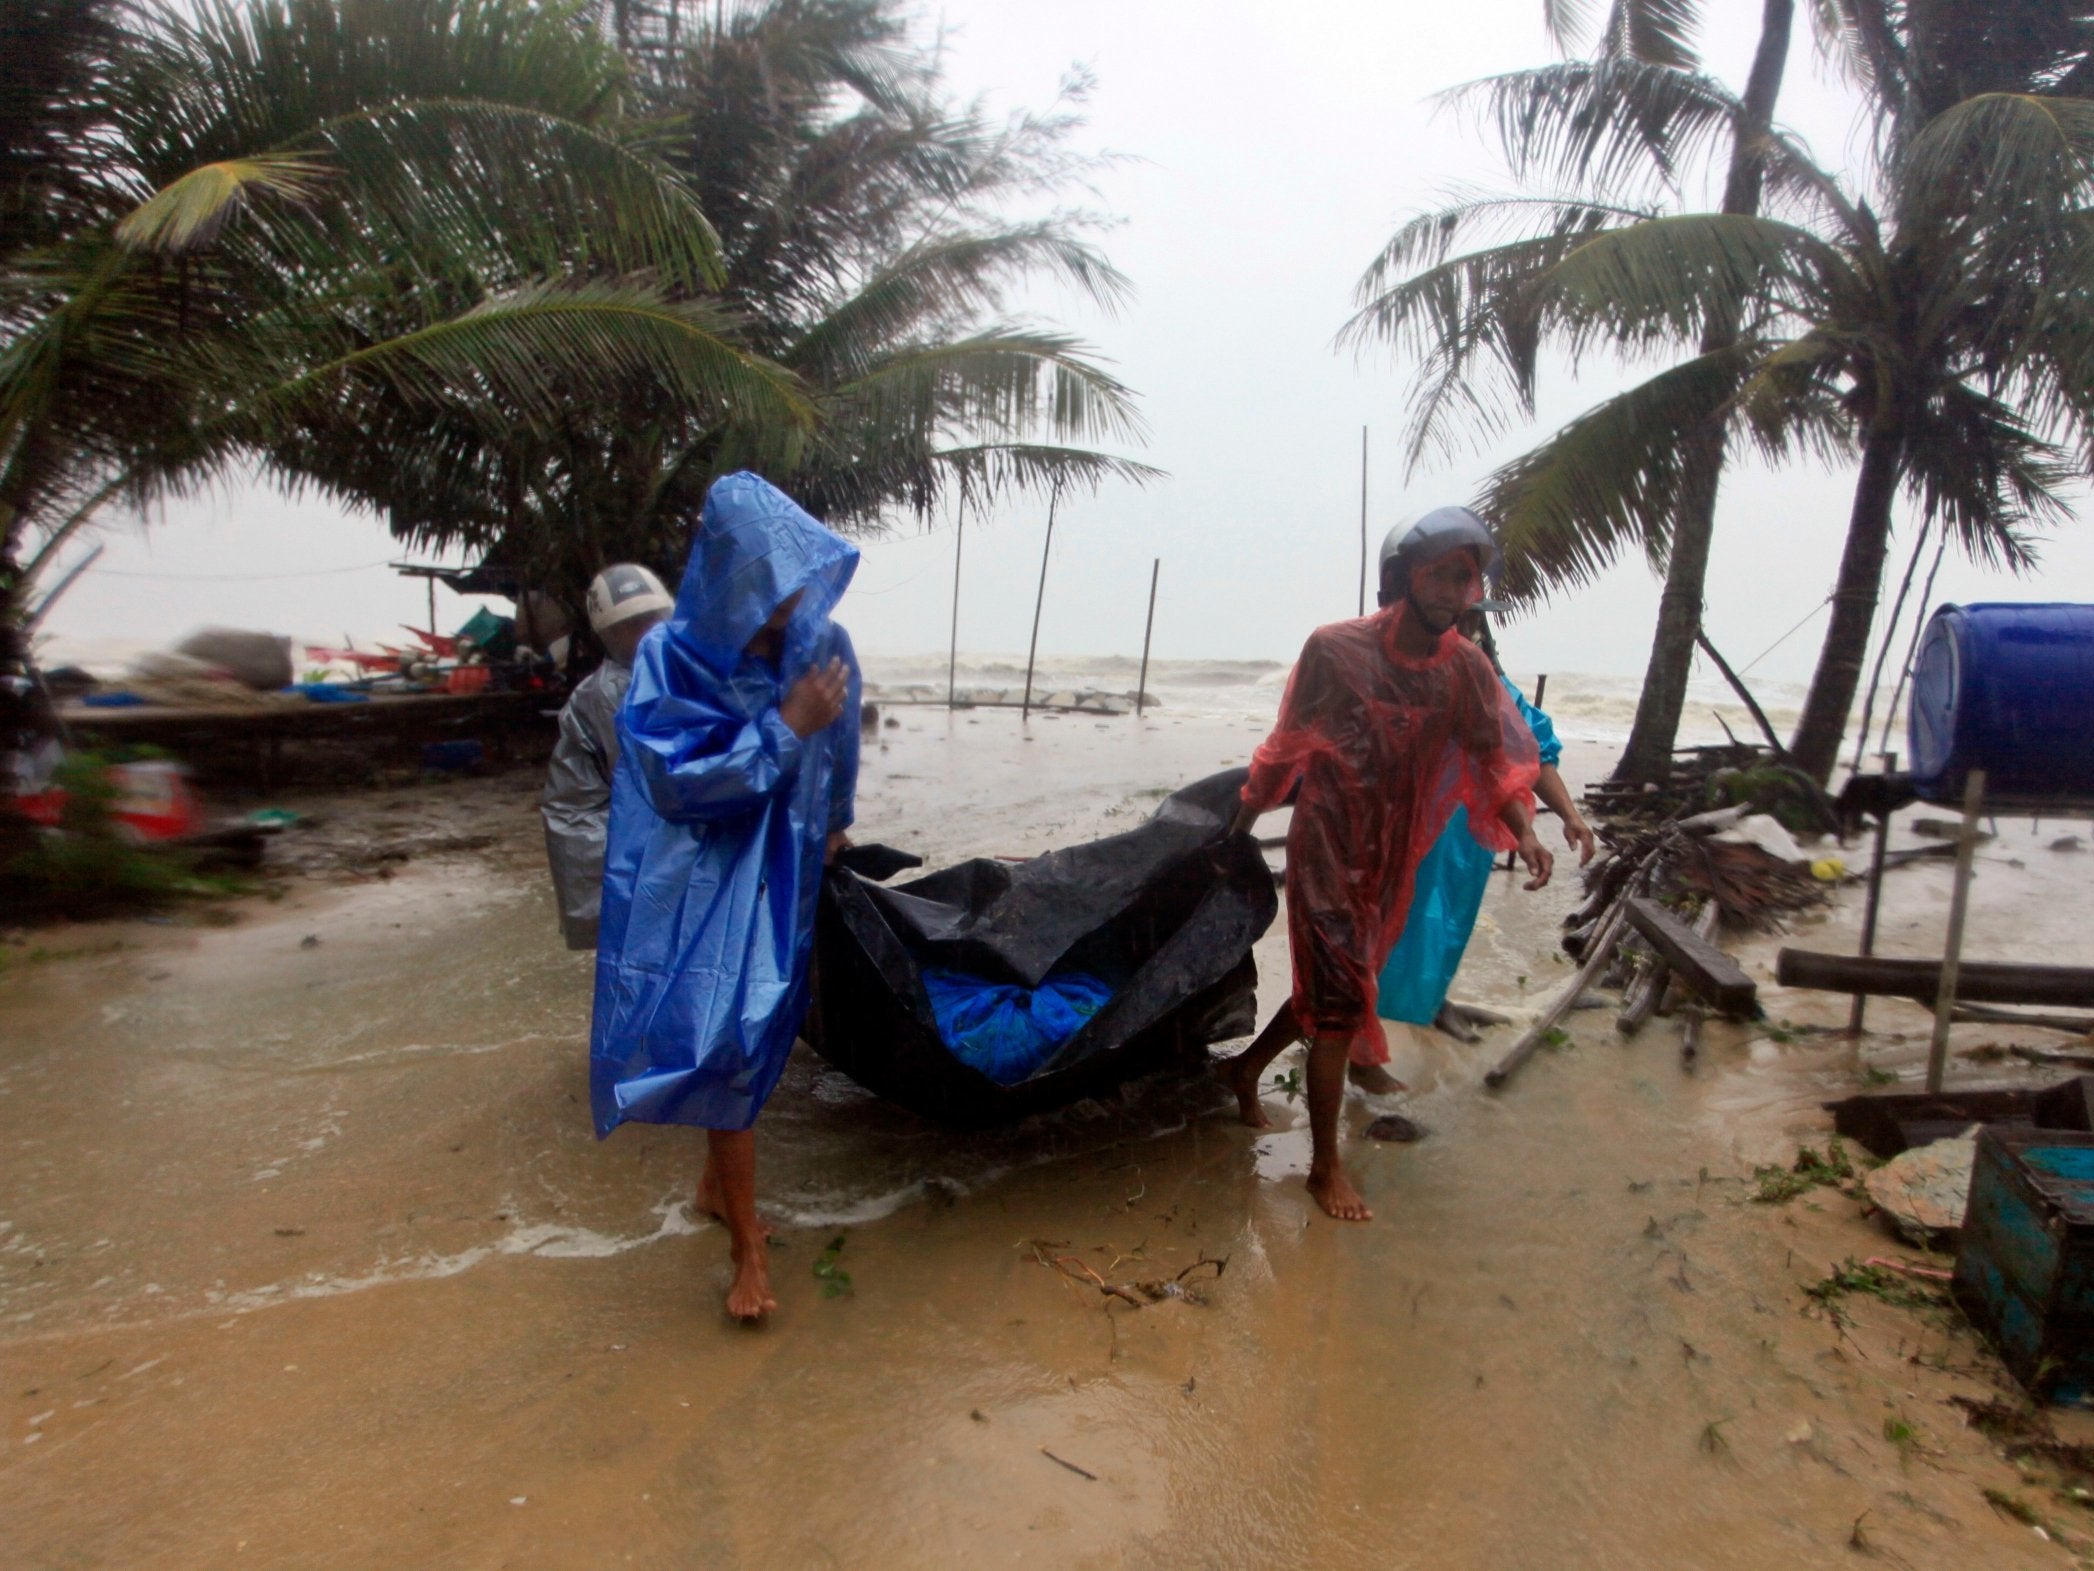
[1136, 558, 1159, 719]
[1021, 484, 1060, 722]
[1357, 426, 1369, 618]
[947, 498, 965, 709]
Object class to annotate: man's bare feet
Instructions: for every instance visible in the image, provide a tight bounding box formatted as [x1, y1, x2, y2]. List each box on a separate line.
[1217, 1052, 1273, 1129]
[1307, 1163, 1373, 1221]
[724, 1241, 777, 1321]
[1346, 1061, 1407, 1095]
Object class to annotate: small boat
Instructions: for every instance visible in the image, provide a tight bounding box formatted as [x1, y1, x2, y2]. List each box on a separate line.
[810, 770, 1277, 1126]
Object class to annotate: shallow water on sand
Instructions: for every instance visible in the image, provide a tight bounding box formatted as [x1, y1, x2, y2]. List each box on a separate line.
[0, 708, 2082, 1569]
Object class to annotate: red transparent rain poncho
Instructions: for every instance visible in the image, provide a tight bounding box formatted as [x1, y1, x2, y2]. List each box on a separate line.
[1242, 595, 1539, 1065]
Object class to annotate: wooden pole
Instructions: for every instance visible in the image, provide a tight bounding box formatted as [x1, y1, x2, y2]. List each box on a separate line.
[1487, 897, 1634, 1089]
[1021, 485, 1059, 721]
[1925, 768, 1987, 1093]
[1357, 426, 1369, 617]
[426, 575, 437, 638]
[1135, 557, 1159, 718]
[1851, 523, 1930, 775]
[947, 499, 965, 709]
[1694, 630, 1786, 756]
[1846, 756, 1896, 1036]
[1879, 535, 1948, 759]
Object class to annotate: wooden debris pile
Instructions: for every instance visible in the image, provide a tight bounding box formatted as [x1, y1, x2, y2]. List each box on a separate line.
[1488, 776, 1833, 1088]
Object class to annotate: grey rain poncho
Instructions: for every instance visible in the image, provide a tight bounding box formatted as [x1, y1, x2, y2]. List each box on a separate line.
[541, 659, 634, 950]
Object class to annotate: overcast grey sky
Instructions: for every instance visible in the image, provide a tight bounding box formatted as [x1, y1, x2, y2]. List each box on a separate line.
[38, 0, 2094, 690]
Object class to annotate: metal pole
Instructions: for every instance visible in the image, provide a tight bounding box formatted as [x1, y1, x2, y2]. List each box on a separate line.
[1135, 557, 1159, 718]
[1357, 425, 1369, 617]
[1925, 768, 1987, 1093]
[947, 499, 965, 709]
[426, 575, 437, 637]
[1021, 485, 1059, 721]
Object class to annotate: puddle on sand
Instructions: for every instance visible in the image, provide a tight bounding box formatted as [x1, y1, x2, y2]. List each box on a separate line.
[0, 716, 2084, 1569]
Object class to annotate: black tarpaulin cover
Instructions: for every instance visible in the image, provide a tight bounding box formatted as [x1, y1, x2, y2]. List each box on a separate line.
[810, 769, 1279, 1126]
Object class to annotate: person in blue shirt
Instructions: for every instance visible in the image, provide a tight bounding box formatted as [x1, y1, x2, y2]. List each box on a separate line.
[1358, 604, 1594, 1084]
[591, 473, 861, 1321]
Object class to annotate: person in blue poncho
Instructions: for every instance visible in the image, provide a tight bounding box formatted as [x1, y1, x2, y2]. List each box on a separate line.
[1359, 602, 1594, 1077]
[591, 472, 861, 1321]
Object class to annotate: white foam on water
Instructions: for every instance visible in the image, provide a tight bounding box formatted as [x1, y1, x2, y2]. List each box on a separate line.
[1, 1195, 708, 1345]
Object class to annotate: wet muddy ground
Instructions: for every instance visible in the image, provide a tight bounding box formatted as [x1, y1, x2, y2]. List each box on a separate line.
[3, 706, 2090, 1569]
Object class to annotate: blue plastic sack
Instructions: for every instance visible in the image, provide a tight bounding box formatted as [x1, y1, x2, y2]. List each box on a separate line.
[922, 969, 1114, 1086]
[590, 474, 860, 1136]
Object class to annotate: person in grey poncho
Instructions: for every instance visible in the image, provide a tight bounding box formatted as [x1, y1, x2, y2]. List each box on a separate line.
[541, 563, 675, 948]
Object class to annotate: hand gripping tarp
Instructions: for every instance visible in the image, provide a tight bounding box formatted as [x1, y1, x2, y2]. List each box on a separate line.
[1376, 678, 1559, 1025]
[1243, 605, 1538, 1063]
[810, 770, 1279, 1127]
[590, 473, 861, 1136]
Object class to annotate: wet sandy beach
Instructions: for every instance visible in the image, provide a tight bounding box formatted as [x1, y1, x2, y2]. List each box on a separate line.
[3, 696, 2089, 1569]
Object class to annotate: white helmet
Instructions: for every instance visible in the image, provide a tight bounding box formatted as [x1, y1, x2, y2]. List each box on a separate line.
[585, 563, 672, 633]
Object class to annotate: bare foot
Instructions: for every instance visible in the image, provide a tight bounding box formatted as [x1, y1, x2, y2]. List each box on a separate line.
[1216, 1053, 1272, 1129]
[724, 1242, 777, 1322]
[1307, 1164, 1373, 1221]
[696, 1161, 725, 1222]
[1346, 1061, 1407, 1095]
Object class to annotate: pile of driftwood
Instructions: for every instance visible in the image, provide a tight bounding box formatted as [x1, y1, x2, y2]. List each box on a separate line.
[1488, 769, 1831, 1089]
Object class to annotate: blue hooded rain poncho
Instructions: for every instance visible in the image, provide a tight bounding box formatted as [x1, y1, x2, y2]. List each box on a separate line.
[1376, 678, 1560, 1025]
[590, 473, 861, 1136]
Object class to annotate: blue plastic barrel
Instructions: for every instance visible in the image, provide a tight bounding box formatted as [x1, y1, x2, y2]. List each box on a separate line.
[1908, 603, 2094, 803]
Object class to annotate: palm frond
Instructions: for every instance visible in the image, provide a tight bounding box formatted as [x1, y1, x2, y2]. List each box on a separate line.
[1601, 0, 1702, 70]
[786, 228, 1130, 381]
[1537, 211, 1846, 356]
[1734, 331, 1857, 467]
[250, 281, 813, 451]
[1479, 345, 1755, 603]
[1901, 379, 2072, 569]
[1542, 0, 1600, 56]
[113, 151, 330, 252]
[1439, 59, 1735, 194]
[296, 98, 726, 291]
[833, 331, 1146, 447]
[1899, 93, 2094, 234]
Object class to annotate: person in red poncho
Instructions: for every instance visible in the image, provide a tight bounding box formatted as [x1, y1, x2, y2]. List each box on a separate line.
[1221, 508, 1552, 1220]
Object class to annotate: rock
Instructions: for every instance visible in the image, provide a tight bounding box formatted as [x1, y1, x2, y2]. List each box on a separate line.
[1863, 1132, 1979, 1242]
[2051, 836, 2085, 853]
[1365, 1114, 1426, 1142]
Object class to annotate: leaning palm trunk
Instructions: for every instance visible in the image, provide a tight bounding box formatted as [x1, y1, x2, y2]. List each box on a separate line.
[1612, 0, 1793, 782]
[1789, 421, 1903, 782]
[1616, 419, 1726, 779]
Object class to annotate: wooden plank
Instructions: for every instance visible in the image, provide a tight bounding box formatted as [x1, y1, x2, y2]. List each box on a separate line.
[1623, 896, 1757, 1015]
[1778, 949, 2094, 1009]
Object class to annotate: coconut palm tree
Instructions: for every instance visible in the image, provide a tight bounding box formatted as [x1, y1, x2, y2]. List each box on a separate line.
[1355, 91, 2093, 783]
[1349, 0, 1798, 782]
[1, 0, 814, 644]
[1353, 3, 2094, 782]
[344, 0, 1158, 624]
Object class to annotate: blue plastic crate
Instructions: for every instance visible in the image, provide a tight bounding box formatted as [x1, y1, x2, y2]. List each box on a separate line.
[1955, 1128, 2094, 1403]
